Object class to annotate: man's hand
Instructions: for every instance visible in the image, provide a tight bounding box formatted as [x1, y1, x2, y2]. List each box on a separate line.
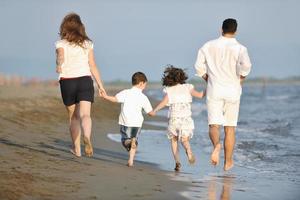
[202, 74, 208, 82]
[56, 66, 62, 73]
[240, 75, 246, 85]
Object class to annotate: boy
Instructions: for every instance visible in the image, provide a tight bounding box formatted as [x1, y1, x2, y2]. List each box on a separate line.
[103, 72, 153, 167]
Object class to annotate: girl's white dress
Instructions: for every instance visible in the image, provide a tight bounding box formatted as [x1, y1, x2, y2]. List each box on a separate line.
[164, 84, 195, 139]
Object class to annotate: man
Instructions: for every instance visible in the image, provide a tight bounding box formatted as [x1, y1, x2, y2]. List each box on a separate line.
[194, 18, 251, 171]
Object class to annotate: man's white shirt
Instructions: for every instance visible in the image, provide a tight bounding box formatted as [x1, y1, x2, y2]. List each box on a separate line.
[195, 36, 252, 101]
[116, 87, 152, 127]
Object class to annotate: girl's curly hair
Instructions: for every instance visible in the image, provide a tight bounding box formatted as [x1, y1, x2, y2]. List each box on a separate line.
[162, 65, 188, 87]
[59, 13, 91, 48]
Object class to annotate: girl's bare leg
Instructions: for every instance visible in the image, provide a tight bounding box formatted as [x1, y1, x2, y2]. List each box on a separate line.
[66, 104, 81, 156]
[79, 101, 93, 157]
[171, 136, 180, 164]
[181, 136, 195, 164]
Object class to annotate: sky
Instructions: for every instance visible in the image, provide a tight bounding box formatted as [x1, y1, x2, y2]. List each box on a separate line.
[0, 0, 299, 81]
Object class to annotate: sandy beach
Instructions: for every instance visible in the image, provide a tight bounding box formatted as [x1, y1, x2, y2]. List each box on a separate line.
[0, 85, 187, 200]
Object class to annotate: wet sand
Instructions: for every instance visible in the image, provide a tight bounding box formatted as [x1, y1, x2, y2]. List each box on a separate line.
[0, 85, 187, 200]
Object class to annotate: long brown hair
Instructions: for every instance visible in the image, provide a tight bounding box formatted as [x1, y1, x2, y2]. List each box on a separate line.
[59, 13, 91, 48]
[162, 65, 188, 87]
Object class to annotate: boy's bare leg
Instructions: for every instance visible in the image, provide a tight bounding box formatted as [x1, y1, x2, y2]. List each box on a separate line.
[67, 104, 81, 156]
[209, 124, 221, 165]
[79, 101, 93, 157]
[171, 136, 180, 164]
[128, 147, 137, 167]
[224, 126, 235, 171]
[181, 136, 195, 164]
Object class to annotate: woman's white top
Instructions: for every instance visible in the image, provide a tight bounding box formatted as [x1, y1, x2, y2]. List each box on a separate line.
[55, 39, 93, 79]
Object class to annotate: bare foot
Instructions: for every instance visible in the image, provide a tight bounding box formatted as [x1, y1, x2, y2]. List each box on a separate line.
[83, 137, 93, 157]
[127, 161, 134, 167]
[70, 148, 81, 157]
[224, 160, 234, 171]
[174, 162, 181, 172]
[186, 150, 196, 165]
[211, 143, 221, 166]
[131, 138, 137, 149]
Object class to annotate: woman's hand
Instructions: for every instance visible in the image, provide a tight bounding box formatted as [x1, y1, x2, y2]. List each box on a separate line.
[98, 87, 106, 97]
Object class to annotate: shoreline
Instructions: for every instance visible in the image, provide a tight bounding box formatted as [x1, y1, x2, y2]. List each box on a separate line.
[0, 85, 188, 200]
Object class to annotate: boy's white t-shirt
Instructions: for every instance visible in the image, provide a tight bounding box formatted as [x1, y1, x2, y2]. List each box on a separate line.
[55, 39, 93, 79]
[116, 87, 153, 127]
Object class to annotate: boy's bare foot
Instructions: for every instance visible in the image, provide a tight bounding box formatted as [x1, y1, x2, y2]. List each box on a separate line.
[131, 138, 137, 149]
[83, 137, 93, 157]
[70, 148, 81, 157]
[211, 143, 221, 166]
[224, 160, 234, 171]
[174, 162, 181, 172]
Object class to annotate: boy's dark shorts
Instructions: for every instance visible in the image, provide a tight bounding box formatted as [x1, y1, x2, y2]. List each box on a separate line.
[120, 125, 141, 151]
[59, 76, 94, 106]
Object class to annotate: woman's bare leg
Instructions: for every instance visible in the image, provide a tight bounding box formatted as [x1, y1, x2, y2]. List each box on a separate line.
[79, 101, 93, 157]
[66, 104, 81, 156]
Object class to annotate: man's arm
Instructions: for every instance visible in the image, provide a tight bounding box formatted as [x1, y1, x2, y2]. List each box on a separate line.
[195, 48, 208, 82]
[238, 47, 252, 85]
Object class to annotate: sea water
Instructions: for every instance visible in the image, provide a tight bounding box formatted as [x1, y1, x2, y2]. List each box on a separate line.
[108, 83, 300, 200]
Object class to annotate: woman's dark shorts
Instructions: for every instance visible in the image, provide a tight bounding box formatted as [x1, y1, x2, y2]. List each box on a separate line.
[59, 76, 94, 106]
[120, 125, 141, 151]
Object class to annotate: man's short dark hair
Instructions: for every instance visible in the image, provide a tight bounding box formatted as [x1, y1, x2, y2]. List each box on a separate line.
[132, 72, 148, 85]
[222, 18, 238, 34]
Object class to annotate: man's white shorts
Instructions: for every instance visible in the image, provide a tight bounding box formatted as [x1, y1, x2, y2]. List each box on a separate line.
[207, 98, 240, 126]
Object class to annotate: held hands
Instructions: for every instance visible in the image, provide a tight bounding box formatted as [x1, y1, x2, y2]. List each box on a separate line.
[148, 111, 156, 117]
[98, 87, 107, 98]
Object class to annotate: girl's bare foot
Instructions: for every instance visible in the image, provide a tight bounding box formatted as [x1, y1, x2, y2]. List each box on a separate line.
[70, 148, 81, 157]
[224, 160, 234, 171]
[186, 150, 196, 164]
[211, 143, 221, 166]
[174, 162, 181, 172]
[83, 137, 93, 157]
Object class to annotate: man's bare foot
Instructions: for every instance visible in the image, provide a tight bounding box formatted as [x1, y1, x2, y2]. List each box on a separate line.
[83, 137, 93, 157]
[211, 143, 221, 166]
[131, 138, 137, 149]
[224, 160, 234, 171]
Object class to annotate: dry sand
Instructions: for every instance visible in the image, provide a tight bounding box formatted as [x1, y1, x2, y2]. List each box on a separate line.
[0, 85, 187, 200]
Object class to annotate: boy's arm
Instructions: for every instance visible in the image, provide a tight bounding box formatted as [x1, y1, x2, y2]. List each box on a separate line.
[103, 94, 118, 103]
[191, 89, 206, 99]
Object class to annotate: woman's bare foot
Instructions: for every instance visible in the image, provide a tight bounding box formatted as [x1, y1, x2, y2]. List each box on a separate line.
[211, 143, 221, 166]
[131, 138, 137, 149]
[224, 160, 234, 171]
[83, 137, 93, 157]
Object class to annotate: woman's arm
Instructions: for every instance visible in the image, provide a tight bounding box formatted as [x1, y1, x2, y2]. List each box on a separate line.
[88, 49, 106, 96]
[56, 48, 64, 73]
[191, 89, 206, 99]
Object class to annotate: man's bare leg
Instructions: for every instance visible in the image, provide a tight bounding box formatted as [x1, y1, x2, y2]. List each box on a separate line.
[209, 124, 221, 165]
[224, 126, 235, 171]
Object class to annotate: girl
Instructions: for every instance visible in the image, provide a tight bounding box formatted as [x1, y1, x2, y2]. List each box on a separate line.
[55, 13, 106, 157]
[150, 66, 205, 171]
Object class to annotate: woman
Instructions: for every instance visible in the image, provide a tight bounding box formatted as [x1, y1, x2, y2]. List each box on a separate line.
[55, 13, 105, 157]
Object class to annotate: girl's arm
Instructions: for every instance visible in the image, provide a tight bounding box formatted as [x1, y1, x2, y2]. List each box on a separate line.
[56, 48, 64, 73]
[88, 49, 106, 96]
[191, 89, 206, 99]
[150, 95, 169, 115]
